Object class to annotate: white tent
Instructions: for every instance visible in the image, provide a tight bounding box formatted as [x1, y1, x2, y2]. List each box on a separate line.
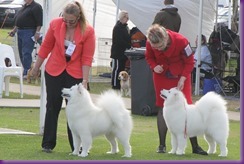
[36, 0, 218, 134]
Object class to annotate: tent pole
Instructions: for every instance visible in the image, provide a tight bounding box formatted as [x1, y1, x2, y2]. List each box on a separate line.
[93, 0, 97, 28]
[115, 0, 120, 23]
[39, 0, 52, 135]
[194, 0, 203, 96]
[215, 0, 218, 31]
[228, 0, 232, 29]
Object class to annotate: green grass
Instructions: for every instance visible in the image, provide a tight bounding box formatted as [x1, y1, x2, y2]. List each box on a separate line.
[0, 28, 13, 45]
[0, 107, 241, 161]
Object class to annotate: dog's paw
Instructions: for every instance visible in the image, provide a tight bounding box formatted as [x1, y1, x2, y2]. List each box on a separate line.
[176, 150, 185, 155]
[207, 148, 216, 154]
[69, 152, 78, 156]
[106, 150, 118, 154]
[122, 154, 132, 158]
[78, 152, 89, 157]
[218, 153, 227, 157]
[168, 150, 176, 154]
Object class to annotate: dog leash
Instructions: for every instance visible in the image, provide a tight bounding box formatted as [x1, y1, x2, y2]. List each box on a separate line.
[0, 12, 9, 29]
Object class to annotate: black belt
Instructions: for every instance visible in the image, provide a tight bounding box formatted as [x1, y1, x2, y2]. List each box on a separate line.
[18, 27, 36, 29]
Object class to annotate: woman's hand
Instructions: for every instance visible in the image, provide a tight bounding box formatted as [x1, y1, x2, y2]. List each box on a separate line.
[82, 80, 88, 89]
[153, 65, 164, 74]
[177, 76, 186, 91]
[31, 67, 40, 77]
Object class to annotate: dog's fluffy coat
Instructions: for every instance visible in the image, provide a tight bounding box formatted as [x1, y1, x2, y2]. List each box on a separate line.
[118, 71, 131, 97]
[62, 83, 133, 157]
[160, 88, 229, 156]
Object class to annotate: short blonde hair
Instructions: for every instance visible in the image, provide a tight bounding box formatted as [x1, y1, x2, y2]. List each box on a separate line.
[119, 10, 128, 21]
[147, 24, 169, 49]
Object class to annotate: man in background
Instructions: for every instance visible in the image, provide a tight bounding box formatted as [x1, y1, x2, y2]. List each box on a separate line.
[9, 0, 43, 79]
[110, 10, 131, 90]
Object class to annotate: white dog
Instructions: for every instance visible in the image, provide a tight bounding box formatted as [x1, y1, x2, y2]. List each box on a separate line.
[160, 87, 229, 157]
[62, 83, 133, 157]
[118, 71, 131, 97]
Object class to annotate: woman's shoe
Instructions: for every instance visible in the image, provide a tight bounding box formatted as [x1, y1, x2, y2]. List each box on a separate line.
[192, 146, 208, 155]
[42, 147, 52, 153]
[156, 145, 166, 153]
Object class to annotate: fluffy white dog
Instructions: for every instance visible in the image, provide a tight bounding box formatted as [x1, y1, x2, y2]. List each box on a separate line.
[160, 87, 229, 157]
[62, 83, 133, 157]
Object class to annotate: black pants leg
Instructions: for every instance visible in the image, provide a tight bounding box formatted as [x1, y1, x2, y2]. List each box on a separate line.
[111, 58, 126, 89]
[157, 109, 167, 147]
[41, 70, 82, 151]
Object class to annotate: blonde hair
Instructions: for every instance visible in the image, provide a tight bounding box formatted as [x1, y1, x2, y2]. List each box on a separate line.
[63, 1, 87, 33]
[119, 10, 128, 21]
[147, 24, 169, 49]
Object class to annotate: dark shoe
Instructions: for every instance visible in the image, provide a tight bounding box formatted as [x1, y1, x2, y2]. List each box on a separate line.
[192, 146, 208, 155]
[156, 145, 166, 153]
[42, 147, 52, 153]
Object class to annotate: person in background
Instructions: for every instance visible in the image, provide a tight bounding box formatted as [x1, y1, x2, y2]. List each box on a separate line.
[110, 10, 131, 90]
[8, 0, 43, 79]
[145, 24, 208, 155]
[192, 34, 213, 83]
[152, 0, 181, 32]
[31, 1, 95, 153]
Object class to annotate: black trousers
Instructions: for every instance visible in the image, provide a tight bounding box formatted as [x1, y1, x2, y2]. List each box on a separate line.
[41, 70, 83, 151]
[111, 58, 127, 89]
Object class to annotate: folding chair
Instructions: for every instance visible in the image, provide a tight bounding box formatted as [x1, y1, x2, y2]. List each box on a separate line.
[200, 61, 227, 96]
[222, 66, 240, 97]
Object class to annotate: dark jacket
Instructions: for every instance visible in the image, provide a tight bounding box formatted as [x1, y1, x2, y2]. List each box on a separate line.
[110, 21, 131, 60]
[152, 7, 181, 32]
[15, 1, 43, 28]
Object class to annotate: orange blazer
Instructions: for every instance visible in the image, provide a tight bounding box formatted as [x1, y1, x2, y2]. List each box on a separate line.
[38, 17, 95, 78]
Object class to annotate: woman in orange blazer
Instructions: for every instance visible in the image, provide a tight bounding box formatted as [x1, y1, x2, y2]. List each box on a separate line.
[145, 24, 207, 155]
[32, 1, 95, 153]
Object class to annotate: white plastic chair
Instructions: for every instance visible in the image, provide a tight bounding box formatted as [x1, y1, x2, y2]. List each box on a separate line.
[0, 43, 23, 98]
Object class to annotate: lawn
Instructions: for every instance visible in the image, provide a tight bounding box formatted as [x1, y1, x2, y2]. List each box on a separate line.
[0, 106, 241, 161]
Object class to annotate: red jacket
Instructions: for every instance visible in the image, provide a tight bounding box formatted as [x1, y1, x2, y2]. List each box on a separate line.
[145, 30, 194, 107]
[38, 18, 95, 78]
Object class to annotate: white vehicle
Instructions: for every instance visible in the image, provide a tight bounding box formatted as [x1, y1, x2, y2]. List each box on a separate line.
[0, 0, 24, 27]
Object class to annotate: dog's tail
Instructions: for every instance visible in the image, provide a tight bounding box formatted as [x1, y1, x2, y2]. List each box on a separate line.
[96, 90, 132, 129]
[195, 91, 228, 122]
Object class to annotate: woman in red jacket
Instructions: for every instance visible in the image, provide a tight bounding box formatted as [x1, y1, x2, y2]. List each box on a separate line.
[145, 24, 207, 155]
[32, 1, 95, 153]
